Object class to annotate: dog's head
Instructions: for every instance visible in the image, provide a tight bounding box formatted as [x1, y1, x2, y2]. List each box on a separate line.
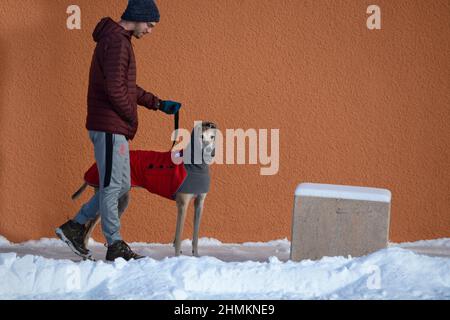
[190, 121, 217, 164]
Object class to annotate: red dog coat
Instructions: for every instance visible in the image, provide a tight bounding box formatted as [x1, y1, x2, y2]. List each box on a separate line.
[84, 150, 187, 201]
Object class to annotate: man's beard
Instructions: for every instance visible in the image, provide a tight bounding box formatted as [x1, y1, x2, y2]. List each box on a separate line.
[133, 31, 144, 38]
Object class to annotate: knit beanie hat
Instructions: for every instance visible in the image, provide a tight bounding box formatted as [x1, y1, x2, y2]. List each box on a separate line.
[121, 0, 160, 23]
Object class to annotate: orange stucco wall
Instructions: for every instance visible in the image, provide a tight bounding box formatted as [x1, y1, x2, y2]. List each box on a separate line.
[0, 0, 449, 244]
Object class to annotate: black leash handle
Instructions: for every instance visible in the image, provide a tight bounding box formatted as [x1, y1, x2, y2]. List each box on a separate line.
[171, 111, 179, 150]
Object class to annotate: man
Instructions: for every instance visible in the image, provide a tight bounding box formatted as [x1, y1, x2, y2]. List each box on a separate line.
[56, 0, 181, 261]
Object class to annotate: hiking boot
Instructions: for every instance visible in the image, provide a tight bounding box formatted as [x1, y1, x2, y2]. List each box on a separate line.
[106, 240, 145, 261]
[55, 220, 92, 259]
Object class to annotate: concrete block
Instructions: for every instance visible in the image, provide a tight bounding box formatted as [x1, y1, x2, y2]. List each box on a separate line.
[290, 183, 391, 261]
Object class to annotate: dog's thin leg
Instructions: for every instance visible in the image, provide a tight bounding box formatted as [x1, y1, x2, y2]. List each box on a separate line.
[174, 193, 193, 256]
[83, 216, 100, 248]
[192, 194, 207, 257]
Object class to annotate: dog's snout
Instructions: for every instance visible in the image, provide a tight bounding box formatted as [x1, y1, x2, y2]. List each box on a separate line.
[203, 144, 215, 160]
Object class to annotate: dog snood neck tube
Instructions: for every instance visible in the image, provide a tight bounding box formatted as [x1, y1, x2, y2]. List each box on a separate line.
[176, 127, 211, 194]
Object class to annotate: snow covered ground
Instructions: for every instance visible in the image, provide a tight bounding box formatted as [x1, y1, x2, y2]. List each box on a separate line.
[0, 235, 449, 300]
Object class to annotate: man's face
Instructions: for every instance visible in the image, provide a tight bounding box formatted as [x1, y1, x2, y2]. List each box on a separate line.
[133, 22, 157, 39]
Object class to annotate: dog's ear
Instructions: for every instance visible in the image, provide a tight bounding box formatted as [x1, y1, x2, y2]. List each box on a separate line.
[193, 123, 203, 139]
[190, 124, 204, 158]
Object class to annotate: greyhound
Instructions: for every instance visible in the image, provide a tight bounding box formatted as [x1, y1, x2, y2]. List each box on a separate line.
[71, 121, 217, 258]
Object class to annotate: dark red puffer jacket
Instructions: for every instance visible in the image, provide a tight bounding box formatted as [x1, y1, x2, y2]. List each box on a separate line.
[86, 17, 160, 140]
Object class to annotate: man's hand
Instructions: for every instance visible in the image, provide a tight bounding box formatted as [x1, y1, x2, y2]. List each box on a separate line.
[159, 100, 182, 114]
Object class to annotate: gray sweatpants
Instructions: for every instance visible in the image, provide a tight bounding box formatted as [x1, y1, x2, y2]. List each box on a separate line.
[74, 130, 131, 245]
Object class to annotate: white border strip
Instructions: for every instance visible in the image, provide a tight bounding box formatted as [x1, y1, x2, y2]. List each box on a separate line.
[295, 183, 391, 203]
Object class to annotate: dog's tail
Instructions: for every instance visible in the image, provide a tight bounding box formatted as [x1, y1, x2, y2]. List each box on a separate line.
[72, 182, 88, 200]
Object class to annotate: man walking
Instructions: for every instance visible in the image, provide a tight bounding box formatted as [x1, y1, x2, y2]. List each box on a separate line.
[56, 0, 181, 261]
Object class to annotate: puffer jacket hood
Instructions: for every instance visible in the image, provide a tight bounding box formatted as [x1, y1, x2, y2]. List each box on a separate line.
[92, 17, 132, 43]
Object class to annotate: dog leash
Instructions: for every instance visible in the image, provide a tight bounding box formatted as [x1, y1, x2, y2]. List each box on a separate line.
[171, 111, 179, 150]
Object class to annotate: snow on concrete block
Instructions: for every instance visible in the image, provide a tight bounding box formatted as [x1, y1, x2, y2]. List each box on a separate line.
[291, 183, 391, 261]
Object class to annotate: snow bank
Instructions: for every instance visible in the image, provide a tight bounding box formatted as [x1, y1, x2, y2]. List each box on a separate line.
[0, 236, 10, 246]
[0, 237, 449, 300]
